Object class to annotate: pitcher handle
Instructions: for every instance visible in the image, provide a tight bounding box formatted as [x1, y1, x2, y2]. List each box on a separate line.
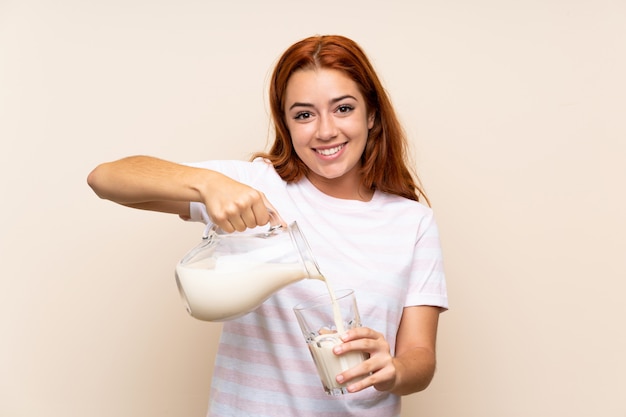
[267, 207, 287, 233]
[202, 207, 286, 238]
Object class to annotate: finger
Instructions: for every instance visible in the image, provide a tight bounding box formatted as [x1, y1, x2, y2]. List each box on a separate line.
[224, 218, 246, 233]
[340, 352, 397, 393]
[218, 221, 235, 233]
[335, 358, 376, 392]
[250, 198, 271, 227]
[341, 326, 379, 342]
[348, 372, 384, 393]
[239, 207, 258, 229]
[210, 212, 235, 233]
[224, 209, 247, 232]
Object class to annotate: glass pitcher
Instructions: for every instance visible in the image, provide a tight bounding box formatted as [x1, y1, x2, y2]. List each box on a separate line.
[175, 220, 323, 322]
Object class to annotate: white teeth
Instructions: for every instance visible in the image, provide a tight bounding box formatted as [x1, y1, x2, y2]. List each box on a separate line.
[316, 144, 344, 156]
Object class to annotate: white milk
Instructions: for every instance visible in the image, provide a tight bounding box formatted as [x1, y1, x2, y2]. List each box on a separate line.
[175, 260, 324, 321]
[309, 333, 367, 394]
[323, 280, 346, 334]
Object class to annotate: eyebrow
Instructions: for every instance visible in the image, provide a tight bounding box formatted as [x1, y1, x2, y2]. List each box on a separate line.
[288, 95, 358, 111]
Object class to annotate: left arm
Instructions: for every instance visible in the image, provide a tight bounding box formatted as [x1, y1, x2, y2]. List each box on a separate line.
[334, 305, 442, 395]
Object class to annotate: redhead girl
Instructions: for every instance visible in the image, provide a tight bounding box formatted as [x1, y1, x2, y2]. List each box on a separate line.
[88, 35, 447, 417]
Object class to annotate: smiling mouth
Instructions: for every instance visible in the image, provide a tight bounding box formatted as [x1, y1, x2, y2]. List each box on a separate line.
[315, 143, 345, 156]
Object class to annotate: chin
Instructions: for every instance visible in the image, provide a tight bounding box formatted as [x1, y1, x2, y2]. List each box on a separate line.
[315, 169, 349, 181]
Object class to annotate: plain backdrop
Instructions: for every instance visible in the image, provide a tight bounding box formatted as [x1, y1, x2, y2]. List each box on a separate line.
[1, 0, 625, 416]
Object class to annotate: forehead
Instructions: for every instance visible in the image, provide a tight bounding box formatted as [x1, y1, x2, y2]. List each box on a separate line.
[284, 68, 363, 103]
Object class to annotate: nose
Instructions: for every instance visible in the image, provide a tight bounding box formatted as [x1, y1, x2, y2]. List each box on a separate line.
[316, 114, 338, 141]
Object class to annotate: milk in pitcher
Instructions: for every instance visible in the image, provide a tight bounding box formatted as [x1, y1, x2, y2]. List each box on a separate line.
[176, 259, 323, 321]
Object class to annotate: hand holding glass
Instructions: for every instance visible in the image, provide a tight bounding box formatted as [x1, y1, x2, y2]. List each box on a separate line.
[293, 289, 367, 395]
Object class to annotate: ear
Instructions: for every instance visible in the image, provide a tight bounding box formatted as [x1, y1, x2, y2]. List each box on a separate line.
[367, 111, 375, 130]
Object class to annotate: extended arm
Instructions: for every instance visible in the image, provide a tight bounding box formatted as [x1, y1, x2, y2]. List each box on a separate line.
[87, 155, 275, 232]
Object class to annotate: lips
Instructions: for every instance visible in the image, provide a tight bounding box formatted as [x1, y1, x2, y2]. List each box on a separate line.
[315, 143, 345, 156]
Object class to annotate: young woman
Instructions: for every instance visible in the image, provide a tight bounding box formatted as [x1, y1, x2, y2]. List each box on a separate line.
[88, 35, 447, 417]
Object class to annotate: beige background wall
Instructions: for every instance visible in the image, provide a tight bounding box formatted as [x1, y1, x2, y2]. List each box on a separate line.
[1, 0, 624, 416]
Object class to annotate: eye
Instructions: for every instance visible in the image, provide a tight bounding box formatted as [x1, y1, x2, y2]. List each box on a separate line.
[336, 105, 354, 114]
[294, 111, 312, 120]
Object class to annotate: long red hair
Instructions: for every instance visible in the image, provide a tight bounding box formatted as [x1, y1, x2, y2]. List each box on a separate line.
[254, 35, 429, 204]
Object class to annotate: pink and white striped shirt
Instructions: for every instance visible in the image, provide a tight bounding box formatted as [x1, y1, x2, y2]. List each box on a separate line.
[187, 159, 448, 417]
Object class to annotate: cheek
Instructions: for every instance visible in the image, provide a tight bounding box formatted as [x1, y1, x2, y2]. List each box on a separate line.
[345, 120, 370, 141]
[288, 124, 313, 146]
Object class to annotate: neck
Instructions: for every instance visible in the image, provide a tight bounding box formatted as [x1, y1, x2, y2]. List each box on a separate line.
[306, 173, 374, 202]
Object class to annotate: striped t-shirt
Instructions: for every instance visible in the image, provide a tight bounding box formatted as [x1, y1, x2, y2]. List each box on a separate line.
[187, 158, 448, 417]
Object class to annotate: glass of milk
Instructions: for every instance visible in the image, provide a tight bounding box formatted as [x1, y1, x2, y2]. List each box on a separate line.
[293, 289, 368, 395]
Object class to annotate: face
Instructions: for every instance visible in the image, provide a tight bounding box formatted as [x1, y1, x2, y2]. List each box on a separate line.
[283, 68, 375, 197]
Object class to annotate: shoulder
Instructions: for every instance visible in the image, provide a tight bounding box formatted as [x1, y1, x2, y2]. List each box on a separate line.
[377, 191, 434, 219]
[375, 192, 439, 239]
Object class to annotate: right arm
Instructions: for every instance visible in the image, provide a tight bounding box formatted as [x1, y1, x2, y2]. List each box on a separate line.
[87, 155, 275, 232]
